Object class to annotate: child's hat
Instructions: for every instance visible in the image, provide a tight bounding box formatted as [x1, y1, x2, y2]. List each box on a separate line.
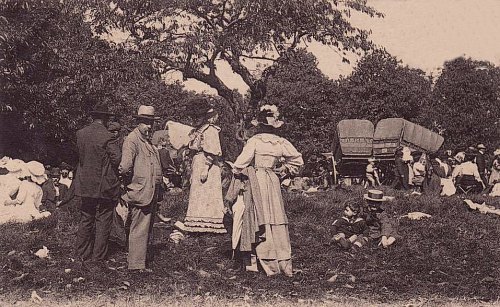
[363, 189, 388, 202]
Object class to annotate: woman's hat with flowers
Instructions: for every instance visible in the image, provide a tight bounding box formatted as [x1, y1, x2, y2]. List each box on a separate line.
[251, 104, 284, 128]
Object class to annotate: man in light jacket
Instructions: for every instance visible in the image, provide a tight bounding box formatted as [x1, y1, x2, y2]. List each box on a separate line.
[119, 105, 163, 271]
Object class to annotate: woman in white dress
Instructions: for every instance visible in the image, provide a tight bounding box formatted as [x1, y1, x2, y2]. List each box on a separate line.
[0, 158, 27, 222]
[232, 105, 303, 277]
[183, 100, 226, 233]
[1, 161, 51, 224]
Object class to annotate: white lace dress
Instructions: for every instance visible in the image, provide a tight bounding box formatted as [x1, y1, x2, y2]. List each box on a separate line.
[0, 180, 50, 224]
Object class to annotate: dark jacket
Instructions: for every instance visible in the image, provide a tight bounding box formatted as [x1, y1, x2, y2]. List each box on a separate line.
[331, 216, 367, 237]
[41, 179, 57, 207]
[73, 121, 121, 200]
[365, 209, 399, 239]
[476, 152, 487, 174]
[394, 157, 408, 178]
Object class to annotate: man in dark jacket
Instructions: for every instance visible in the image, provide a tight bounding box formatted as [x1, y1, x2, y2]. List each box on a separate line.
[476, 144, 488, 189]
[392, 149, 410, 190]
[73, 104, 121, 263]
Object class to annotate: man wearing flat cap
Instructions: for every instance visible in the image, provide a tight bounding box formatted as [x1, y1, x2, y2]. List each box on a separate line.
[119, 105, 163, 271]
[73, 104, 121, 264]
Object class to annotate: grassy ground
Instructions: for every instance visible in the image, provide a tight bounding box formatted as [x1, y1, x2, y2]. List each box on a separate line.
[1, 186, 500, 306]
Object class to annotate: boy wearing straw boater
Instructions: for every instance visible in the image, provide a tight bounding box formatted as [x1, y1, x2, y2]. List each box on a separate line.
[363, 190, 399, 248]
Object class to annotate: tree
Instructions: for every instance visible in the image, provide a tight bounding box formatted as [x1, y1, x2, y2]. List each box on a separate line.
[336, 49, 433, 123]
[263, 49, 340, 157]
[0, 0, 191, 163]
[87, 0, 382, 120]
[427, 57, 500, 151]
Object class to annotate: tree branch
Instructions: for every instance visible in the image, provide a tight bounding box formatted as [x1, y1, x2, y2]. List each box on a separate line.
[239, 54, 277, 62]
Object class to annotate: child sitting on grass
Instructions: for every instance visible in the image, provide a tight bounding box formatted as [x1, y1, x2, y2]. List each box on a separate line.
[363, 190, 398, 248]
[331, 200, 368, 250]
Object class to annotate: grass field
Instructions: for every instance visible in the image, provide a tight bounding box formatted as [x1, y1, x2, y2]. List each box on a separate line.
[1, 186, 500, 306]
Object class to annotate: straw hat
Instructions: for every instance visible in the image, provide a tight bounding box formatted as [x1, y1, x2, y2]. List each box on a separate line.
[363, 189, 389, 202]
[133, 105, 160, 121]
[477, 144, 486, 150]
[5, 159, 30, 178]
[26, 161, 47, 184]
[368, 157, 376, 163]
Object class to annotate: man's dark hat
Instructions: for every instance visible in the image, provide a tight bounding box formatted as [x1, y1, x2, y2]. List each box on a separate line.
[49, 167, 61, 178]
[59, 162, 72, 171]
[188, 99, 215, 119]
[90, 104, 114, 116]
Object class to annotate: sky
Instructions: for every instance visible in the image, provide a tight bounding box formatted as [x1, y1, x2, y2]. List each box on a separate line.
[163, 0, 500, 95]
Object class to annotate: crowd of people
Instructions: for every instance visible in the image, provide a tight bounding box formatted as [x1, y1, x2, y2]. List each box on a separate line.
[389, 144, 500, 197]
[0, 100, 499, 278]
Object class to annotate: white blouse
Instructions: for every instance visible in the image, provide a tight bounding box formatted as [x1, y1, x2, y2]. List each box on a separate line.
[233, 133, 304, 174]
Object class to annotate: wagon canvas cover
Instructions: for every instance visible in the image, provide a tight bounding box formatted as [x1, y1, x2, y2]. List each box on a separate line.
[336, 119, 374, 157]
[373, 118, 444, 157]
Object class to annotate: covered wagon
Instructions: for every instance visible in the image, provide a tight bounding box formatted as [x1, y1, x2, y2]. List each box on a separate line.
[373, 118, 444, 183]
[332, 119, 375, 181]
[373, 118, 444, 159]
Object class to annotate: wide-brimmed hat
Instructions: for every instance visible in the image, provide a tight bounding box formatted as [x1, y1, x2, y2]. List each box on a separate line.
[5, 159, 29, 178]
[0, 156, 11, 167]
[133, 105, 160, 121]
[90, 104, 114, 116]
[26, 161, 47, 184]
[477, 144, 486, 150]
[188, 98, 217, 119]
[363, 189, 389, 202]
[252, 104, 284, 128]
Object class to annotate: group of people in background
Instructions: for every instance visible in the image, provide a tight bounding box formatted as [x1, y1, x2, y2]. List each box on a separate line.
[0, 158, 74, 223]
[391, 144, 500, 197]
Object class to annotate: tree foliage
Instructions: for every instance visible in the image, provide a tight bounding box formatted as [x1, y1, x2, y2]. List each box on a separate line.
[263, 49, 340, 157]
[0, 0, 191, 163]
[426, 57, 500, 150]
[336, 49, 433, 123]
[87, 0, 381, 118]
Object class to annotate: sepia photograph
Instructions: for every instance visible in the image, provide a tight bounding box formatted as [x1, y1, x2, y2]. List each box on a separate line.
[1, 0, 500, 306]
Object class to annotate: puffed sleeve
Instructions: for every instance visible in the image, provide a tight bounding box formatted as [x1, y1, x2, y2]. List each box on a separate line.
[201, 125, 222, 156]
[282, 139, 304, 175]
[233, 137, 257, 172]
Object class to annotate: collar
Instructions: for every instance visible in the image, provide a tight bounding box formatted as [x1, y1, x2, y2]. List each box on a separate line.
[133, 128, 150, 143]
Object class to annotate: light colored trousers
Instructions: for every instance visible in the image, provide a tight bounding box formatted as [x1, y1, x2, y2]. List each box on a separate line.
[127, 188, 159, 270]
